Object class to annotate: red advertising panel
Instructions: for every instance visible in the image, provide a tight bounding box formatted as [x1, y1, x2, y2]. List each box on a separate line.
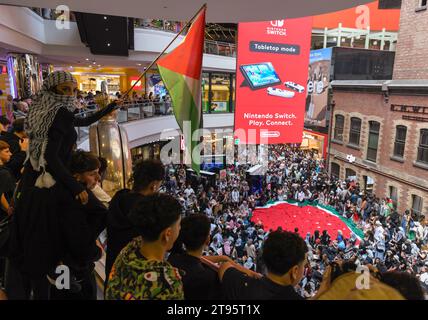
[234, 18, 312, 145]
[313, 0, 400, 32]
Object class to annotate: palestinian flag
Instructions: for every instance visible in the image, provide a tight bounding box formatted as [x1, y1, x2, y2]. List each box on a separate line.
[251, 200, 364, 240]
[157, 7, 206, 174]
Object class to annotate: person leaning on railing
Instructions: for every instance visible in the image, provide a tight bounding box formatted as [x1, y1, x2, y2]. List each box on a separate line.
[6, 71, 123, 300]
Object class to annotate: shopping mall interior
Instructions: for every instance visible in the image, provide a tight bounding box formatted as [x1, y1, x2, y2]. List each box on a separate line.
[0, 0, 428, 305]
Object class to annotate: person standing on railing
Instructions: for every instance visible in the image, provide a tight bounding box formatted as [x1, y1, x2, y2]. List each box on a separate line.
[6, 71, 121, 300]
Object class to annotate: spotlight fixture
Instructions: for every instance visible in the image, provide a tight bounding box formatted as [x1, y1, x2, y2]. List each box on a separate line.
[104, 16, 107, 20]
[137, 63, 142, 66]
[85, 58, 89, 61]
[107, 43, 111, 47]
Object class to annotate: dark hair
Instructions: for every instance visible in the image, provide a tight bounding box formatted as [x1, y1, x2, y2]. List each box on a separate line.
[262, 231, 308, 276]
[128, 193, 181, 242]
[179, 214, 211, 251]
[132, 159, 165, 192]
[11, 118, 25, 133]
[0, 140, 10, 151]
[0, 116, 10, 127]
[380, 271, 425, 300]
[70, 150, 100, 174]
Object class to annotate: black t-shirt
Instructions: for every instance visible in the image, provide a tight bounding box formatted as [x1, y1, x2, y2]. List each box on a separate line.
[0, 165, 15, 218]
[222, 268, 304, 300]
[168, 253, 222, 300]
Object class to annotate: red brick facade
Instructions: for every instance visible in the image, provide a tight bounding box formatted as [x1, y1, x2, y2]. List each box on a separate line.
[329, 89, 428, 215]
[329, 0, 428, 217]
[393, 0, 428, 79]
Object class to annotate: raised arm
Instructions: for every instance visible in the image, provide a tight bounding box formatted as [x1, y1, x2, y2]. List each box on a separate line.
[74, 102, 118, 127]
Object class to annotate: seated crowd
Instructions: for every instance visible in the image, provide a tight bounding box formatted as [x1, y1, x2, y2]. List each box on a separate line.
[0, 115, 427, 300]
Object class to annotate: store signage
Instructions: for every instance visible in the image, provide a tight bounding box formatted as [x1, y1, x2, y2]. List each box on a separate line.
[130, 76, 142, 90]
[234, 17, 312, 144]
[346, 154, 356, 163]
[305, 48, 332, 127]
[391, 104, 428, 115]
[303, 132, 315, 140]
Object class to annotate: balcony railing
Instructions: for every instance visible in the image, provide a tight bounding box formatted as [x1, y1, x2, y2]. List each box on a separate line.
[29, 8, 237, 57]
[75, 100, 234, 143]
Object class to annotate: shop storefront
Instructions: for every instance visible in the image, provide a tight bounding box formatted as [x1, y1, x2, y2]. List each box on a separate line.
[202, 72, 235, 113]
[130, 140, 170, 163]
[300, 130, 328, 159]
[78, 74, 121, 94]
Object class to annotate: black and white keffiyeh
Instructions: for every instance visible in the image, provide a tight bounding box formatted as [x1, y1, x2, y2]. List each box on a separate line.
[25, 71, 78, 188]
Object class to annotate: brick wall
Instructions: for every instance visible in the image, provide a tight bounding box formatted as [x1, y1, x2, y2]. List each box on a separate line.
[393, 0, 428, 79]
[330, 90, 428, 215]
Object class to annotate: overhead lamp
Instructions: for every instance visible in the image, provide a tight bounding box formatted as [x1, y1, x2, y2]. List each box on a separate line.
[107, 43, 111, 47]
[137, 63, 142, 66]
[85, 58, 89, 61]
[104, 16, 107, 20]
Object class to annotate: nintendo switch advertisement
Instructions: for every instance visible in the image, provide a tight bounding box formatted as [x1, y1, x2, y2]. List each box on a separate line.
[234, 18, 312, 144]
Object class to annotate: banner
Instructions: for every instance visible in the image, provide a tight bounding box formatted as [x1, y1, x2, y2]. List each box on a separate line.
[313, 0, 400, 32]
[234, 18, 312, 144]
[305, 48, 333, 127]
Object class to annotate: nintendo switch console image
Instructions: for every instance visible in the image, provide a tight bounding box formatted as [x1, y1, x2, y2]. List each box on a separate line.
[239, 62, 282, 90]
[284, 81, 305, 93]
[267, 87, 295, 98]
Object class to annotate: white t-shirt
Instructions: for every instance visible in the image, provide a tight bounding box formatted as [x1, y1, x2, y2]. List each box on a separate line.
[184, 187, 194, 198]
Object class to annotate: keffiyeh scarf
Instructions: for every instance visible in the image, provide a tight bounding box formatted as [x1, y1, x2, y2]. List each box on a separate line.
[25, 71, 77, 188]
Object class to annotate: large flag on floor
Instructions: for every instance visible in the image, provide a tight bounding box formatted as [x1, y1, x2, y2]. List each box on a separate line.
[157, 7, 206, 174]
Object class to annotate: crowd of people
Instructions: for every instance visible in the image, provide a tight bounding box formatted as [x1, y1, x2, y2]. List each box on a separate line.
[162, 145, 428, 299]
[0, 71, 427, 301]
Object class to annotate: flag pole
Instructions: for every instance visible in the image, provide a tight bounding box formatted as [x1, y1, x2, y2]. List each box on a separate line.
[123, 3, 207, 97]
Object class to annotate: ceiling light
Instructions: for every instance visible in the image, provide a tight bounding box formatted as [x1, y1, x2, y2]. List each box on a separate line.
[107, 43, 111, 47]
[137, 63, 142, 66]
[85, 58, 89, 61]
[104, 16, 107, 20]
[93, 62, 96, 64]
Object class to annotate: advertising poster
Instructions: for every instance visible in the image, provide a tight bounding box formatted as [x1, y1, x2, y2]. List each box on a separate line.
[234, 18, 312, 144]
[305, 48, 332, 127]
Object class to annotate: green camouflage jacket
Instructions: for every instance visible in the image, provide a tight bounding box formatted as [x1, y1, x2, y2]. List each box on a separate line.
[105, 237, 184, 300]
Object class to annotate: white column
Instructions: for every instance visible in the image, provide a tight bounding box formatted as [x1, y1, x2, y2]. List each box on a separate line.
[337, 23, 342, 47]
[365, 26, 370, 49]
[324, 27, 328, 48]
[380, 28, 386, 50]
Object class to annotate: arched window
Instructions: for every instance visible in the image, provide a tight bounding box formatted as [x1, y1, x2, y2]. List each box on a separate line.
[331, 162, 340, 178]
[393, 125, 407, 158]
[349, 117, 361, 146]
[367, 121, 380, 162]
[417, 129, 428, 164]
[334, 115, 345, 141]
